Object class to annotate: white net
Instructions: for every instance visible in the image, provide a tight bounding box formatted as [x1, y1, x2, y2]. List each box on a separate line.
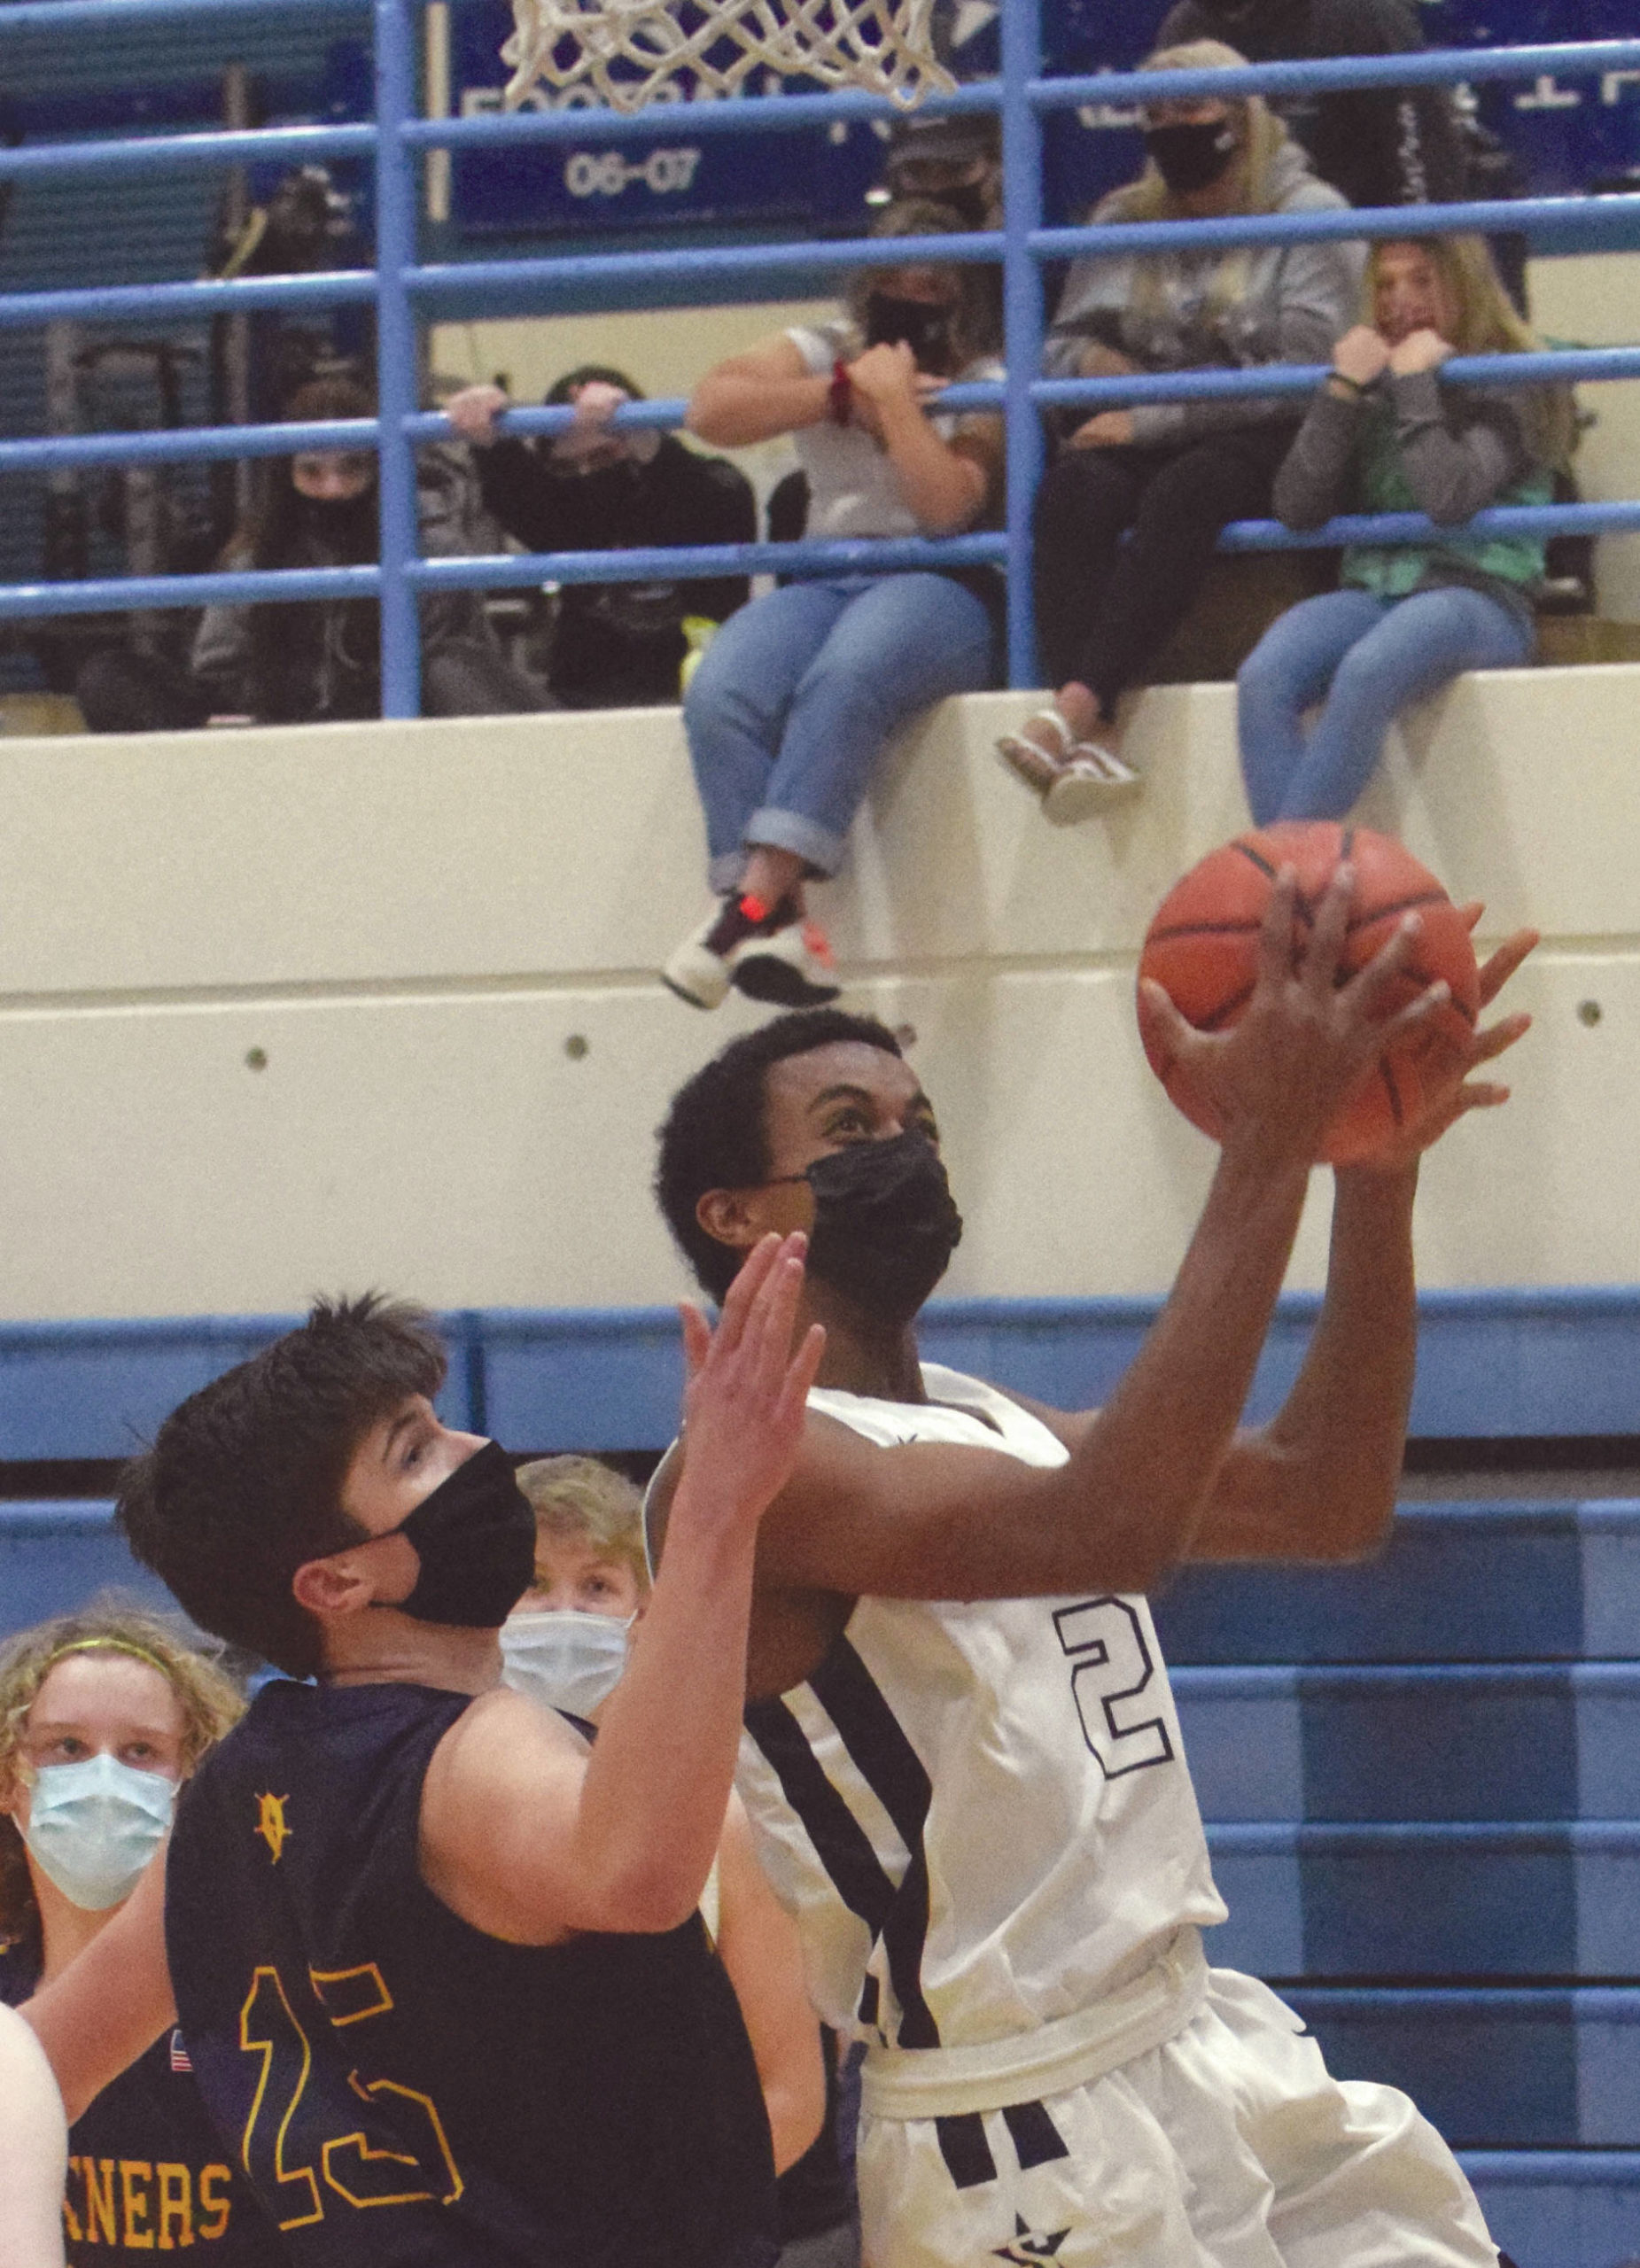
[501, 0, 954, 113]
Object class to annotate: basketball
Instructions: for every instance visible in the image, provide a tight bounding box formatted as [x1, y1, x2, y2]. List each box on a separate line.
[1137, 822, 1481, 1166]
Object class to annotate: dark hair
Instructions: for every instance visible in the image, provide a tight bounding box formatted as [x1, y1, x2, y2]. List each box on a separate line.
[844, 197, 1002, 370]
[544, 363, 645, 406]
[655, 1010, 904, 1301]
[115, 1294, 447, 1679]
[237, 375, 379, 570]
[224, 376, 380, 718]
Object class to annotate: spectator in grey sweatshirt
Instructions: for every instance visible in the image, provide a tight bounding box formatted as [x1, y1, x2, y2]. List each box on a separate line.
[1237, 234, 1575, 825]
[998, 39, 1364, 823]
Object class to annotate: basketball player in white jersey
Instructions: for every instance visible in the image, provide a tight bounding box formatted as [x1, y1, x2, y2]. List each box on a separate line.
[651, 869, 1535, 2268]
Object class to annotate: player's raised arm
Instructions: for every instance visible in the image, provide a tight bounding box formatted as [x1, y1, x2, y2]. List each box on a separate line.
[18, 1846, 174, 2123]
[1191, 913, 1535, 1563]
[422, 1231, 824, 1940]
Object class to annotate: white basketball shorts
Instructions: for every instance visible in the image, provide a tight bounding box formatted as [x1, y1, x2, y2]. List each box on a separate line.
[856, 1967, 1497, 2268]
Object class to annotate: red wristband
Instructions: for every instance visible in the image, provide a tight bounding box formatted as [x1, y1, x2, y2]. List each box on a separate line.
[828, 357, 852, 427]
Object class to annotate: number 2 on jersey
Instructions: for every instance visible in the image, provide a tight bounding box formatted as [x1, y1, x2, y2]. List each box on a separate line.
[241, 1962, 462, 2229]
[1054, 1598, 1175, 1777]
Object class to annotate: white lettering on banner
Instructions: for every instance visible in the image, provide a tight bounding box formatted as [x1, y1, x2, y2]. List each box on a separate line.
[564, 147, 703, 198]
[1514, 74, 1582, 110]
[458, 79, 684, 115]
[1601, 71, 1640, 105]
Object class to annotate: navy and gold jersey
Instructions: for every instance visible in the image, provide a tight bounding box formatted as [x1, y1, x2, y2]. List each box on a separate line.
[0, 1940, 285, 2266]
[165, 1678, 778, 2268]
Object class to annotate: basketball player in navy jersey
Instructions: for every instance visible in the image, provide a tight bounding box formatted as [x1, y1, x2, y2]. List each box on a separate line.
[22, 1233, 824, 2266]
[650, 868, 1535, 2268]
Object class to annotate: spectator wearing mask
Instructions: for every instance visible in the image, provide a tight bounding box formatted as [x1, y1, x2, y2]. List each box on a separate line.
[76, 378, 541, 732]
[665, 199, 1004, 1012]
[500, 1453, 855, 2268]
[1001, 41, 1364, 818]
[874, 112, 1001, 230]
[444, 365, 757, 709]
[1155, 0, 1467, 213]
[1238, 235, 1574, 824]
[0, 1608, 284, 2264]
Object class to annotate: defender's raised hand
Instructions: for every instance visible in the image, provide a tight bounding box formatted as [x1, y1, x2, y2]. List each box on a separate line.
[677, 1232, 825, 1534]
[1346, 907, 1536, 1173]
[1139, 862, 1457, 1169]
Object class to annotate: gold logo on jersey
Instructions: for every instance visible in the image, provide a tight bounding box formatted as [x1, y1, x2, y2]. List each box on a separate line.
[253, 1792, 291, 1862]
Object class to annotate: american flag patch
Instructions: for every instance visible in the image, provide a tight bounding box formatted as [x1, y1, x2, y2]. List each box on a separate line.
[169, 2031, 192, 2074]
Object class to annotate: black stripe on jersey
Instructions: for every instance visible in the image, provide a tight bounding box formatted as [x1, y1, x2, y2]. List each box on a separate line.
[936, 2113, 998, 2190]
[743, 1697, 897, 1938]
[1002, 2100, 1070, 2171]
[810, 1640, 940, 2050]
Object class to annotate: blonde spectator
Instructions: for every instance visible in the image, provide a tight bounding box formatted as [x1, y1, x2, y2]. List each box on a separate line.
[0, 1606, 283, 2264]
[1002, 41, 1365, 817]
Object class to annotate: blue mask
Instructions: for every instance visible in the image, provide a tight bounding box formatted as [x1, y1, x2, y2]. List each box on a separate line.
[21, 1752, 176, 1911]
[501, 1611, 632, 1719]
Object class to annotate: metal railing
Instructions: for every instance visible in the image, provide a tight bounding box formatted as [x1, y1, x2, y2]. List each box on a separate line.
[1, 1, 1638, 708]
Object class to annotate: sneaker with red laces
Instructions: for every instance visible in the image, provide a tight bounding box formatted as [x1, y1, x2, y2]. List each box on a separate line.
[732, 916, 840, 1007]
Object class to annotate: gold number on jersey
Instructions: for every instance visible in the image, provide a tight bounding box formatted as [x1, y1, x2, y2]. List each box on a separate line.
[239, 1968, 323, 2230]
[238, 1961, 463, 2226]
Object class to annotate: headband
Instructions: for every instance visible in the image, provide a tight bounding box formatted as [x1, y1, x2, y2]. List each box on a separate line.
[43, 1637, 173, 1679]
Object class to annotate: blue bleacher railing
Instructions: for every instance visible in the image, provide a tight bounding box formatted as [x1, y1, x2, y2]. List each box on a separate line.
[1, 6, 1639, 709]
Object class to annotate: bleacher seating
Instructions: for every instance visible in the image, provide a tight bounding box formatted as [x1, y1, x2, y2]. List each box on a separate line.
[1157, 1499, 1640, 2259]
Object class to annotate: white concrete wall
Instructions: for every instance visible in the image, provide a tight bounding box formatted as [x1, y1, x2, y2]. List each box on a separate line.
[0, 664, 1635, 1320]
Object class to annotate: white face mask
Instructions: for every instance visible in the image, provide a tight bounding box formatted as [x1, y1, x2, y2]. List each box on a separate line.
[21, 1752, 177, 1912]
[500, 1610, 633, 1719]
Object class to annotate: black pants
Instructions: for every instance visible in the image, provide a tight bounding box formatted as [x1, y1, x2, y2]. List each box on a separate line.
[1031, 423, 1298, 718]
[76, 640, 548, 733]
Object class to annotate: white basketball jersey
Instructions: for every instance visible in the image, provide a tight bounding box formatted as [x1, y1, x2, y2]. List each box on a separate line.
[735, 1364, 1226, 2050]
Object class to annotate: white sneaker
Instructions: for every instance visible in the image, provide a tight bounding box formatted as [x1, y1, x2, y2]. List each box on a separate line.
[663, 906, 738, 1009]
[733, 919, 841, 1007]
[1043, 747, 1140, 825]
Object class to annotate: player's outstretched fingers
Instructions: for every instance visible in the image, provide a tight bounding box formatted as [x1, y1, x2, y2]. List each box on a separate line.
[1469, 1009, 1533, 1067]
[1336, 910, 1422, 1024]
[1254, 865, 1303, 994]
[713, 1231, 785, 1363]
[1300, 861, 1356, 998]
[742, 1232, 808, 1388]
[1374, 975, 1451, 1052]
[1477, 927, 1539, 1008]
[1138, 976, 1202, 1082]
[779, 1322, 828, 1427]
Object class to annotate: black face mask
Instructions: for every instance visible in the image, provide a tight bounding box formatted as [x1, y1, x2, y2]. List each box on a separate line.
[778, 1134, 963, 1325]
[864, 293, 954, 369]
[292, 488, 377, 563]
[1144, 119, 1239, 196]
[389, 1440, 536, 1628]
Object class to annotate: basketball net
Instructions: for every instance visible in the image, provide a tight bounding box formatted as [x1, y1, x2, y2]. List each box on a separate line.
[501, 0, 955, 113]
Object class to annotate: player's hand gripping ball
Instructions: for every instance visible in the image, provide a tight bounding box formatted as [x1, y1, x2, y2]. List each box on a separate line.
[1137, 822, 1481, 1166]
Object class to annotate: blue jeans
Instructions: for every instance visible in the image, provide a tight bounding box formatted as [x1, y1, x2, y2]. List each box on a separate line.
[682, 572, 996, 889]
[1237, 584, 1533, 827]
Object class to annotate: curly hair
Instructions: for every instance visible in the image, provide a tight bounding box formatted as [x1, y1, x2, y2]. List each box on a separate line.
[0, 1603, 244, 1947]
[654, 1008, 905, 1303]
[117, 1294, 447, 1679]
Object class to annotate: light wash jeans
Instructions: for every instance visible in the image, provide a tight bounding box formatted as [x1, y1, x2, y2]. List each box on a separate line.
[682, 572, 996, 890]
[1237, 583, 1533, 827]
